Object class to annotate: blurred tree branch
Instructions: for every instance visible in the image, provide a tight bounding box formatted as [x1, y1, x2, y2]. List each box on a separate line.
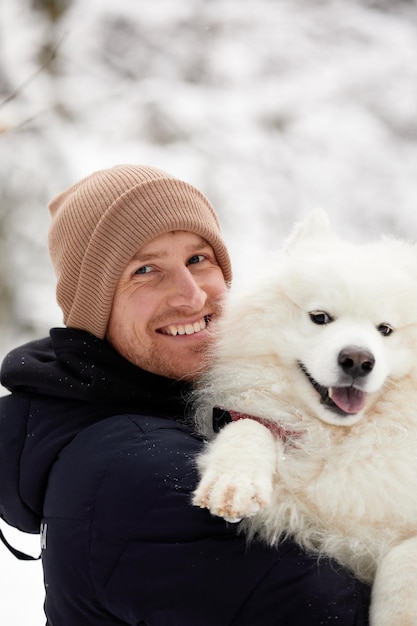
[0, 34, 66, 111]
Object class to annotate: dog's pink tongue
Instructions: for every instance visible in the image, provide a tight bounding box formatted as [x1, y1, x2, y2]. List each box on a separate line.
[329, 387, 366, 414]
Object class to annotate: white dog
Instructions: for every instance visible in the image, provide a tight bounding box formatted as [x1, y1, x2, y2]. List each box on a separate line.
[192, 210, 417, 626]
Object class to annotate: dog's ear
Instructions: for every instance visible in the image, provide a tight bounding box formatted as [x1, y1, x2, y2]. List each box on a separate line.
[283, 208, 332, 252]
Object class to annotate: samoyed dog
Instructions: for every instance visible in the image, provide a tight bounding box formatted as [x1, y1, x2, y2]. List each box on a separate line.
[192, 210, 417, 626]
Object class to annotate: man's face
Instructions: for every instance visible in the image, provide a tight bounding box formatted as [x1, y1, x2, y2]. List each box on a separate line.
[106, 231, 228, 381]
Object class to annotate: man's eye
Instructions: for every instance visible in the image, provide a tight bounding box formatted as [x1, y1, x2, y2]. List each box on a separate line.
[187, 254, 205, 266]
[134, 265, 153, 275]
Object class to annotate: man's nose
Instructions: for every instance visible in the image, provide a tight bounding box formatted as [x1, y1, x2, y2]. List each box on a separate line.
[166, 268, 206, 309]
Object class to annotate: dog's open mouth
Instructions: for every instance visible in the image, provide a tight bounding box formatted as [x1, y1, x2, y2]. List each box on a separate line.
[299, 363, 366, 416]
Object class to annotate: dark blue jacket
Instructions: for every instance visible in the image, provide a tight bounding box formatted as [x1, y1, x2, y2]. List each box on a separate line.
[0, 329, 370, 625]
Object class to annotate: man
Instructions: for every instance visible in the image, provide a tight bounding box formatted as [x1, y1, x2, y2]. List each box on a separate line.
[0, 165, 370, 625]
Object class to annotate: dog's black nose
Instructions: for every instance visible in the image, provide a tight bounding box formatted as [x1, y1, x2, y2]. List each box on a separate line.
[338, 346, 375, 378]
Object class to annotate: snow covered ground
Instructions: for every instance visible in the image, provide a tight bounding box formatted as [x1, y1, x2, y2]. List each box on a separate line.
[0, 523, 44, 624]
[1, 0, 417, 622]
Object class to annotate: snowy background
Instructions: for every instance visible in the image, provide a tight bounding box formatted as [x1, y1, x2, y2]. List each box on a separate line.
[1, 0, 417, 622]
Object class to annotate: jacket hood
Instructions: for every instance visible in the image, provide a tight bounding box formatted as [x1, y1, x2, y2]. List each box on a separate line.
[1, 328, 192, 417]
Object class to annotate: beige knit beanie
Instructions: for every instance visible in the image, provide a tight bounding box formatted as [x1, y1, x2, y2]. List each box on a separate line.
[48, 164, 232, 339]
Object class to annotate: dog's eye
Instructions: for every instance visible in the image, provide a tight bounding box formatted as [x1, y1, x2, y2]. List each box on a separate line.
[377, 323, 394, 337]
[309, 311, 333, 325]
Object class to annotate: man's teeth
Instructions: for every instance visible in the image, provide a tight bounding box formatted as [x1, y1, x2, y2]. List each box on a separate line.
[165, 318, 207, 336]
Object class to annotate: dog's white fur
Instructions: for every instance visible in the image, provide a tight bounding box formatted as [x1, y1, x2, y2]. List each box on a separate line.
[193, 210, 417, 625]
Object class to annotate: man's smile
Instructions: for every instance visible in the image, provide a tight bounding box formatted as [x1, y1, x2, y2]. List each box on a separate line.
[158, 315, 211, 336]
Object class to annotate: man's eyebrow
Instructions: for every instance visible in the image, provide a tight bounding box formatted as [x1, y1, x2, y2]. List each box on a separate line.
[131, 237, 210, 264]
[131, 249, 167, 263]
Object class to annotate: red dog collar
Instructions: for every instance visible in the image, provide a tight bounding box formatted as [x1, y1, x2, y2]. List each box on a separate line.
[212, 406, 300, 444]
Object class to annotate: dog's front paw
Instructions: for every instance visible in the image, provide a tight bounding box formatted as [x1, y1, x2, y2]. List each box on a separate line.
[193, 418, 277, 522]
[193, 467, 274, 522]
